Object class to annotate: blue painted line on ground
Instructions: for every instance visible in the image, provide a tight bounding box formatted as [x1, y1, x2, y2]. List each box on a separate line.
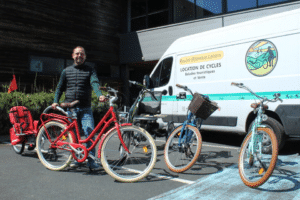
[149, 154, 300, 200]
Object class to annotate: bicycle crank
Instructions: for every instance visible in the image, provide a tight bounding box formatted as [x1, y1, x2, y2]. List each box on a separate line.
[69, 143, 88, 163]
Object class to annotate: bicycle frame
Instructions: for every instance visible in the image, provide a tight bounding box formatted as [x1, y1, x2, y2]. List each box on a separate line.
[121, 82, 151, 123]
[249, 104, 264, 156]
[177, 112, 201, 145]
[175, 85, 204, 146]
[231, 82, 282, 158]
[40, 106, 131, 163]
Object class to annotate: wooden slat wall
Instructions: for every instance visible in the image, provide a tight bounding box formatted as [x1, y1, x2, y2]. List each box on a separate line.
[0, 0, 123, 92]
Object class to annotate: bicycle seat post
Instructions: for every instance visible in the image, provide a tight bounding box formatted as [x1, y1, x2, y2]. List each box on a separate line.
[70, 108, 77, 119]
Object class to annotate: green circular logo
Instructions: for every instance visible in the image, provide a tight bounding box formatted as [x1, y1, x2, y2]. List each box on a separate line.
[245, 40, 278, 76]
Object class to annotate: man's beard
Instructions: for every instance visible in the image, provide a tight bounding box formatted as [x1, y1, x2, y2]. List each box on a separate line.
[75, 58, 84, 65]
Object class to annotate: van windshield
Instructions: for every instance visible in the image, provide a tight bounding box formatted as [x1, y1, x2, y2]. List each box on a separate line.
[150, 57, 173, 88]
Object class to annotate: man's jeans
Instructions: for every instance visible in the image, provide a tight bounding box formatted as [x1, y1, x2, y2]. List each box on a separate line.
[67, 107, 95, 161]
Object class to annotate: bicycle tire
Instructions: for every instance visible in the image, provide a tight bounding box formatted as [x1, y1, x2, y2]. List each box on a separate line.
[12, 142, 25, 154]
[101, 125, 157, 182]
[239, 127, 278, 188]
[36, 121, 74, 171]
[164, 124, 202, 173]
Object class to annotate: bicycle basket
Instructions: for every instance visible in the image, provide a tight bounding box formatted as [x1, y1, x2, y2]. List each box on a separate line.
[138, 91, 163, 115]
[188, 93, 218, 120]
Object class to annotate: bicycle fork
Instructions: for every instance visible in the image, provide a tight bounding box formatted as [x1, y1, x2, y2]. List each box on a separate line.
[248, 111, 267, 172]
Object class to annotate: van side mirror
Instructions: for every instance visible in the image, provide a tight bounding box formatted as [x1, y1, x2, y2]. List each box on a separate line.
[162, 90, 167, 95]
[143, 75, 150, 89]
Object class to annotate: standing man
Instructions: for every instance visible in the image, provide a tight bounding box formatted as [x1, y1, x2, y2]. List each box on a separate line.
[52, 46, 106, 169]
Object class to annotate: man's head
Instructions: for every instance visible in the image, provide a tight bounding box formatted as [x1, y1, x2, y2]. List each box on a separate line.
[72, 46, 86, 65]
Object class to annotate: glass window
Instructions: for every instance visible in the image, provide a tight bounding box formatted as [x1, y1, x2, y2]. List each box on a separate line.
[150, 57, 173, 88]
[148, 11, 169, 29]
[227, 0, 257, 12]
[131, 0, 147, 18]
[131, 16, 147, 31]
[195, 0, 222, 18]
[174, 0, 195, 23]
[151, 62, 162, 88]
[148, 0, 168, 13]
[159, 57, 173, 86]
[258, 0, 289, 6]
[30, 56, 64, 75]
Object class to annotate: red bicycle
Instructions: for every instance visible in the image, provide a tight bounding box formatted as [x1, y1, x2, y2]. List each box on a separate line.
[36, 87, 157, 183]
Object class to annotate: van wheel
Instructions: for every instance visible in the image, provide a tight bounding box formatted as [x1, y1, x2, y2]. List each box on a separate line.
[248, 117, 285, 152]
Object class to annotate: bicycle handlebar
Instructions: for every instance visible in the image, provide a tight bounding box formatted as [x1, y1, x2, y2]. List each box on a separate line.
[129, 80, 158, 101]
[43, 106, 69, 116]
[176, 84, 193, 96]
[231, 82, 283, 103]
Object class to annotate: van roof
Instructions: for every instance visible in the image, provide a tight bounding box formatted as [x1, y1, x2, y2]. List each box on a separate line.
[162, 8, 300, 58]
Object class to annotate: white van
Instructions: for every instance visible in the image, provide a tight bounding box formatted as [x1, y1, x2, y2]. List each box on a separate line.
[146, 8, 300, 149]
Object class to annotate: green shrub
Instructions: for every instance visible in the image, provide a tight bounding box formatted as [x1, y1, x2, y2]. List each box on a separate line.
[0, 89, 110, 136]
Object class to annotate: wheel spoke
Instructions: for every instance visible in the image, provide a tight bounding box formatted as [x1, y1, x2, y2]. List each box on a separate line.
[36, 121, 73, 171]
[164, 125, 202, 173]
[101, 126, 157, 182]
[238, 128, 278, 188]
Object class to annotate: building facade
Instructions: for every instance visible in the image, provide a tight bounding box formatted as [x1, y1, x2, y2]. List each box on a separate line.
[0, 0, 125, 93]
[1, 0, 300, 105]
[120, 0, 300, 85]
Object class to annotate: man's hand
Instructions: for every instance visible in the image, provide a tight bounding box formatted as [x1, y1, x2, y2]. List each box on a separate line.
[99, 95, 107, 102]
[52, 103, 59, 110]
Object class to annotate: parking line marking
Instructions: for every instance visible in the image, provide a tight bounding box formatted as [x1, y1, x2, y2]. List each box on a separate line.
[148, 172, 196, 184]
[202, 144, 240, 150]
[119, 165, 196, 184]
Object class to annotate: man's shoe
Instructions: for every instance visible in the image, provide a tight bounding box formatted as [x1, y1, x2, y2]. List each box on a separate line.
[87, 161, 100, 170]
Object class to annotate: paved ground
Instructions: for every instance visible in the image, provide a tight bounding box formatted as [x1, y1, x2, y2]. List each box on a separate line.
[149, 152, 300, 200]
[2, 133, 300, 200]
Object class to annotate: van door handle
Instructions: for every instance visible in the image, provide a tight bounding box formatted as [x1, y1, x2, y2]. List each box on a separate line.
[168, 86, 173, 96]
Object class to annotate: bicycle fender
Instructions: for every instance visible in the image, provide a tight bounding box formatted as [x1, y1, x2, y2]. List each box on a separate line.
[258, 125, 269, 128]
[97, 123, 132, 158]
[186, 123, 197, 127]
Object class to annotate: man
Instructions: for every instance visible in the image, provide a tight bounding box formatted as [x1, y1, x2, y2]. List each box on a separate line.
[52, 46, 106, 169]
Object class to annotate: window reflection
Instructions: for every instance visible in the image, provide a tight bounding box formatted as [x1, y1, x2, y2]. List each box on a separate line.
[150, 57, 173, 88]
[195, 0, 222, 18]
[148, 12, 169, 29]
[174, 0, 195, 23]
[148, 0, 168, 13]
[227, 0, 257, 12]
[129, 0, 294, 32]
[258, 0, 289, 6]
[131, 0, 146, 18]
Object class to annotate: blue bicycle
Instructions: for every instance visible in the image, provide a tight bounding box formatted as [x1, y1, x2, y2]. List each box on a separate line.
[164, 84, 218, 172]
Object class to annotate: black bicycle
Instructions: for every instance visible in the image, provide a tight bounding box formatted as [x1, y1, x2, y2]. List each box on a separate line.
[118, 80, 173, 140]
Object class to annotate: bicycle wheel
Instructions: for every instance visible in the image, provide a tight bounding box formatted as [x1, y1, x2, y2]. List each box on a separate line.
[12, 142, 25, 154]
[101, 125, 157, 182]
[239, 127, 278, 188]
[164, 124, 202, 173]
[36, 121, 74, 171]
